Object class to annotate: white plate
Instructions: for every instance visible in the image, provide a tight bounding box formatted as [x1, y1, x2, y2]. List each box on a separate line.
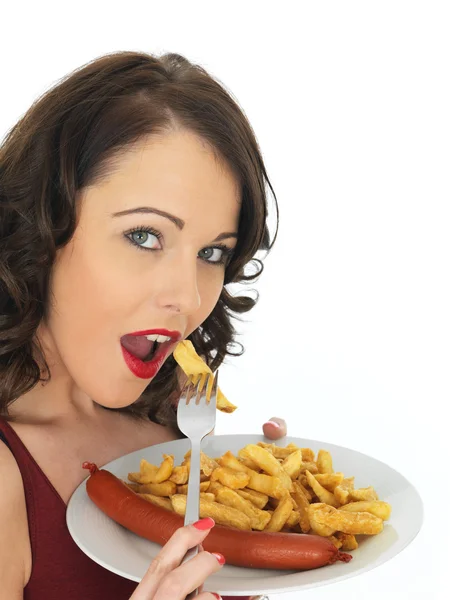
[67, 434, 423, 596]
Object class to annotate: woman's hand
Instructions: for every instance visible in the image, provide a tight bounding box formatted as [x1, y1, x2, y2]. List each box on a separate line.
[262, 417, 287, 440]
[129, 517, 223, 600]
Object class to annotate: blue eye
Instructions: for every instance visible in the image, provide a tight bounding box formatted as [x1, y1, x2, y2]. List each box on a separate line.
[125, 227, 162, 251]
[198, 245, 233, 265]
[130, 231, 159, 249]
[199, 247, 223, 262]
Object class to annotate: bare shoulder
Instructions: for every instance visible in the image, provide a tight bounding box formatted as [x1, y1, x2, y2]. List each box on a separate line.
[0, 440, 31, 597]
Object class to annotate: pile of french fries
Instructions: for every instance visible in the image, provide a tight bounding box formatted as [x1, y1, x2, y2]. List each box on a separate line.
[124, 442, 392, 552]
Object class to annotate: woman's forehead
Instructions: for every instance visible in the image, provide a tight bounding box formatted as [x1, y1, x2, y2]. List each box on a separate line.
[78, 130, 241, 229]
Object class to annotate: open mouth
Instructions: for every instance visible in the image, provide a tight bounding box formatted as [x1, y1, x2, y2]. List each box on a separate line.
[121, 333, 170, 362]
[120, 329, 182, 379]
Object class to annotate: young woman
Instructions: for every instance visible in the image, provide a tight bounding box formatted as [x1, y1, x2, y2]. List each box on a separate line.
[0, 51, 286, 600]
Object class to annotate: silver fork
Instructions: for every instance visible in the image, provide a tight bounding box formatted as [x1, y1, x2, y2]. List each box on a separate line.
[176, 371, 218, 581]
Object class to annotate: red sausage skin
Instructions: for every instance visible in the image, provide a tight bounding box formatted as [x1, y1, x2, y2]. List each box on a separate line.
[82, 463, 352, 571]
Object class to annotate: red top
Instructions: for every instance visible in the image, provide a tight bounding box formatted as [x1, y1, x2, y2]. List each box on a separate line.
[0, 418, 248, 600]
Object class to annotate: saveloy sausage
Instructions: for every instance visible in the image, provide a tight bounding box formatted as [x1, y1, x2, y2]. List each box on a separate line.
[82, 463, 352, 570]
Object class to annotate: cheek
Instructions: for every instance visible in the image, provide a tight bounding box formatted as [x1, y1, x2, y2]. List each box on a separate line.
[45, 243, 149, 406]
[50, 249, 117, 337]
[46, 234, 145, 374]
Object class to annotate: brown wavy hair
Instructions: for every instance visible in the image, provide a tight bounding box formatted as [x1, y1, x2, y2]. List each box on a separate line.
[0, 51, 278, 432]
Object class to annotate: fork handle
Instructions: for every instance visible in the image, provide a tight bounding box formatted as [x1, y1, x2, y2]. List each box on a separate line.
[184, 438, 202, 527]
[181, 544, 199, 565]
[182, 439, 202, 597]
[182, 547, 199, 598]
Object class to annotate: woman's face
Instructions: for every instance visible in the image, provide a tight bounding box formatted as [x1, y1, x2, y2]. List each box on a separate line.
[40, 130, 240, 408]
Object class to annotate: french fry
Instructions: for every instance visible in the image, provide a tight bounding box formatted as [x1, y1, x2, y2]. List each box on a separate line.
[210, 467, 250, 489]
[308, 503, 335, 536]
[281, 450, 303, 480]
[138, 493, 173, 511]
[301, 448, 315, 462]
[285, 510, 300, 529]
[239, 457, 262, 471]
[168, 466, 189, 485]
[350, 486, 379, 502]
[268, 496, 280, 509]
[296, 479, 313, 502]
[171, 494, 252, 530]
[265, 494, 294, 532]
[123, 481, 141, 492]
[291, 482, 311, 533]
[127, 459, 158, 484]
[200, 492, 216, 502]
[215, 487, 271, 531]
[200, 453, 219, 477]
[236, 488, 269, 509]
[218, 451, 254, 475]
[173, 342, 209, 376]
[177, 481, 210, 494]
[339, 501, 391, 521]
[317, 450, 333, 474]
[336, 532, 359, 550]
[173, 340, 237, 413]
[257, 442, 298, 459]
[239, 445, 282, 476]
[247, 472, 286, 499]
[207, 480, 225, 496]
[305, 470, 339, 507]
[328, 535, 343, 549]
[140, 459, 160, 482]
[334, 477, 355, 505]
[152, 454, 174, 483]
[128, 455, 176, 485]
[240, 445, 293, 491]
[269, 495, 299, 510]
[298, 473, 311, 490]
[286, 443, 302, 451]
[300, 461, 319, 474]
[310, 502, 383, 535]
[137, 481, 177, 497]
[314, 473, 344, 492]
[183, 450, 218, 476]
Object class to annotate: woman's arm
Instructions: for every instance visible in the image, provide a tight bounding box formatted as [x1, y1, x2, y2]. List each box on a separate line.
[0, 442, 29, 599]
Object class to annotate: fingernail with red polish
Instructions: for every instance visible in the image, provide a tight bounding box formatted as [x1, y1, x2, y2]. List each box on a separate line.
[212, 594, 222, 599]
[264, 420, 280, 428]
[210, 552, 226, 565]
[193, 517, 215, 530]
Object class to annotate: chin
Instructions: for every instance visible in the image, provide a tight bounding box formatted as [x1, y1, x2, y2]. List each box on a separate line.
[87, 381, 145, 411]
[101, 393, 144, 410]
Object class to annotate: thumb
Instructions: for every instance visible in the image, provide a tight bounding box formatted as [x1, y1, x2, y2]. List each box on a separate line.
[262, 417, 287, 440]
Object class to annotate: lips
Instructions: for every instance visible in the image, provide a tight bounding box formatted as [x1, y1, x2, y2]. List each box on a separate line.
[120, 329, 182, 379]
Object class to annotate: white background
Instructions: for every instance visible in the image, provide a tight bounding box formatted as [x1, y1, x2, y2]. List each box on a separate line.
[1, 1, 449, 599]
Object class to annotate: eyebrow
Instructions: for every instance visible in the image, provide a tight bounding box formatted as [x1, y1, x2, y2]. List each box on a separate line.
[112, 206, 185, 229]
[112, 206, 238, 242]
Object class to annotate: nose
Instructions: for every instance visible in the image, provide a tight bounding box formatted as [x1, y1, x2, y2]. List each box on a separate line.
[153, 252, 201, 316]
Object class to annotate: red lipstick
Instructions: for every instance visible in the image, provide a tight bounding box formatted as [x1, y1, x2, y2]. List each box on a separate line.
[120, 329, 181, 380]
[126, 329, 182, 338]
